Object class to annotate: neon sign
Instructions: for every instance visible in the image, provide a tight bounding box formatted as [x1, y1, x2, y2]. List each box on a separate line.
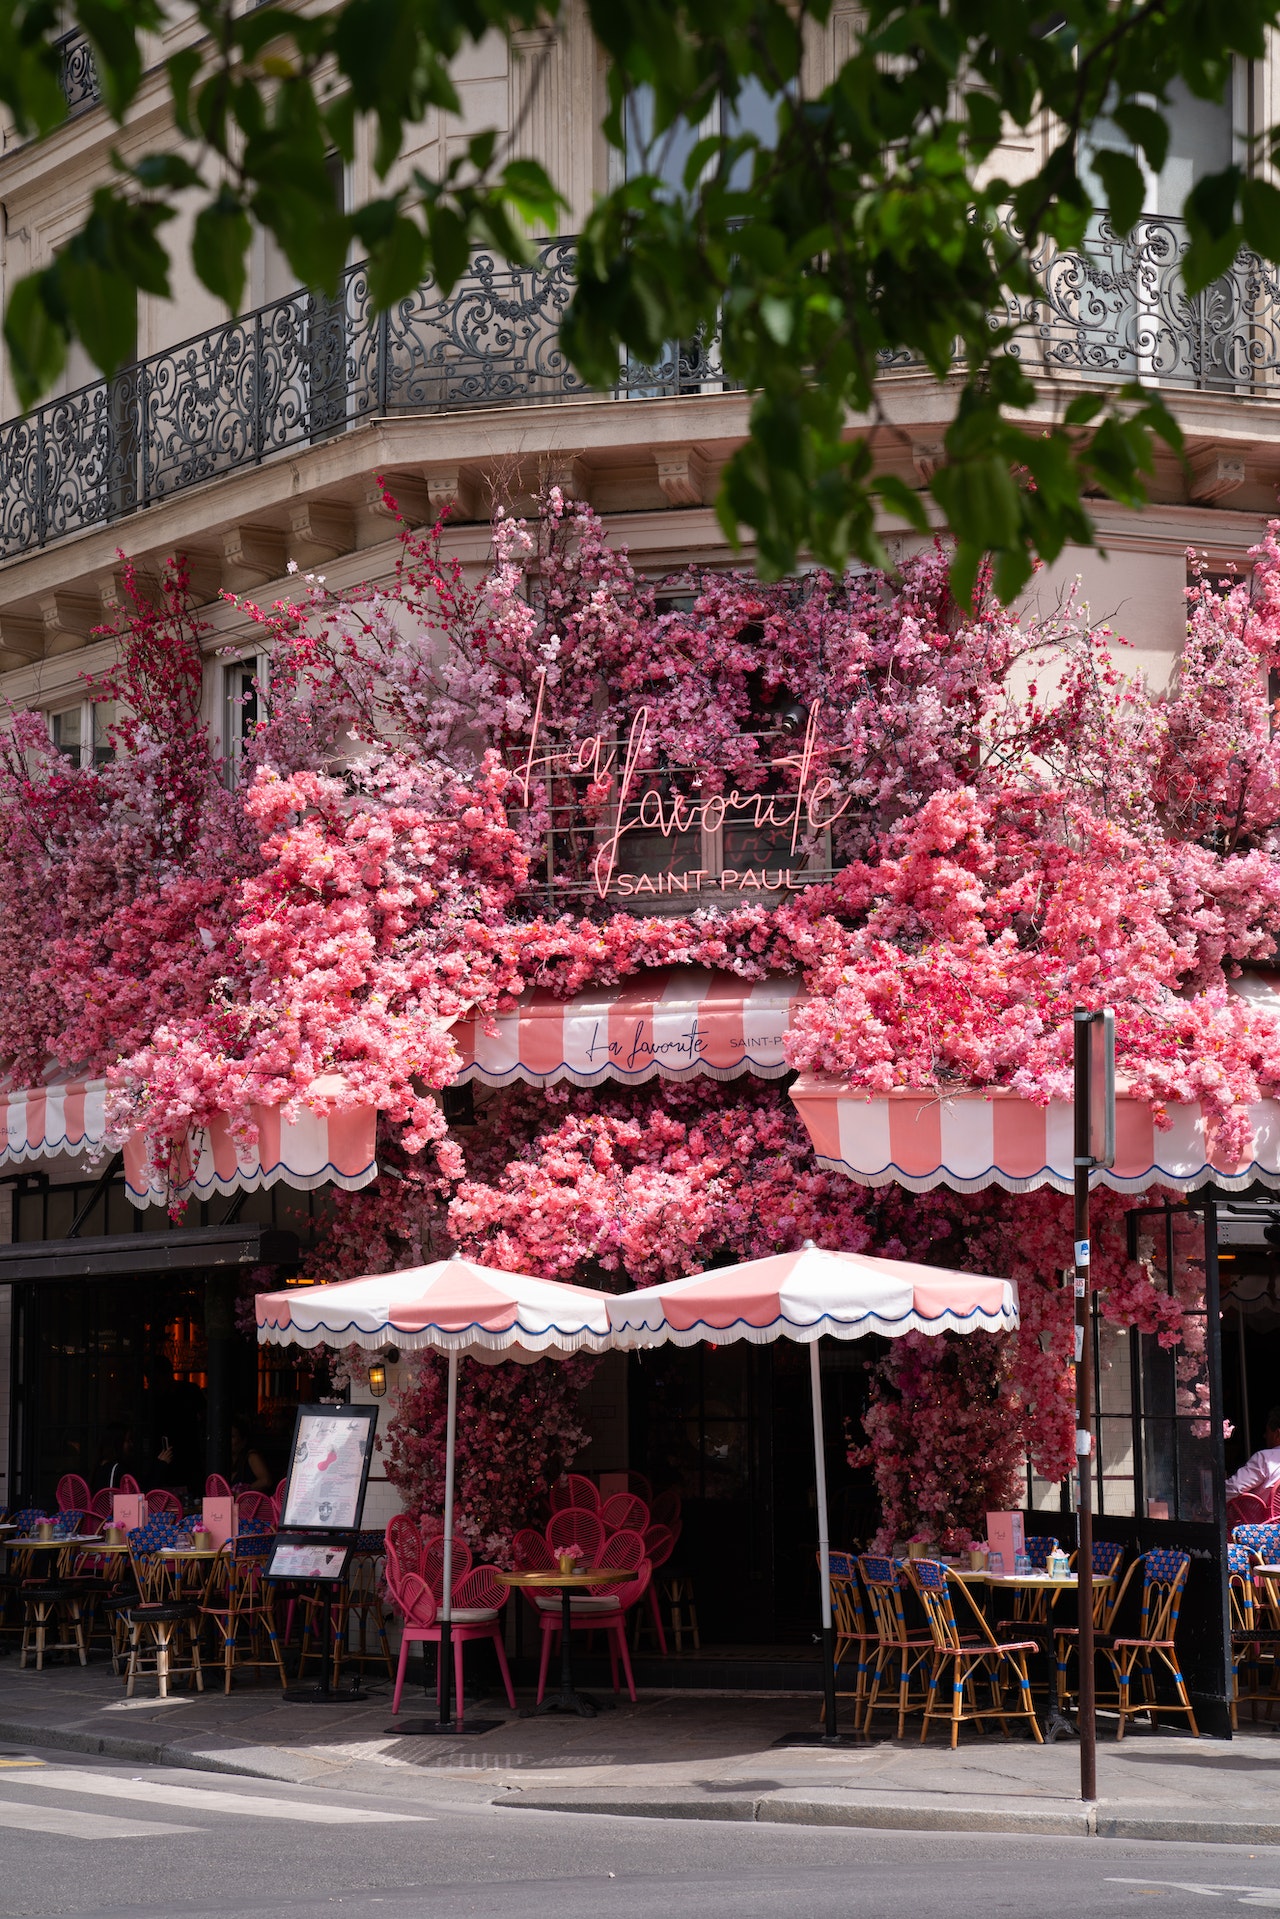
[517, 676, 851, 899]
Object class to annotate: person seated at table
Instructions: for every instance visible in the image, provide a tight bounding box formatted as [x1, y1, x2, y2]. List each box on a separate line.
[1226, 1407, 1280, 1503]
[229, 1419, 273, 1492]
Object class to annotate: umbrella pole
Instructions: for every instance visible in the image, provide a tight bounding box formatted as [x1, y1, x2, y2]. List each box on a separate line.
[438, 1350, 458, 1730]
[809, 1340, 839, 1739]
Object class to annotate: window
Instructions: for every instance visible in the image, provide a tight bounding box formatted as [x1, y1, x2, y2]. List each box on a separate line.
[49, 698, 116, 769]
[222, 655, 268, 782]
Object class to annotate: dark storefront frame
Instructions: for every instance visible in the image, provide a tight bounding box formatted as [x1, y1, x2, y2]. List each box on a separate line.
[2, 1166, 318, 1506]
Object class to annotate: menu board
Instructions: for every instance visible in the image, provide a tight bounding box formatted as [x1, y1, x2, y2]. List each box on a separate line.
[280, 1404, 378, 1533]
[267, 1538, 353, 1583]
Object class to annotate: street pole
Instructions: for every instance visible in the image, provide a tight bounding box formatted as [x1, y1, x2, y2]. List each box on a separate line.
[1073, 1007, 1097, 1804]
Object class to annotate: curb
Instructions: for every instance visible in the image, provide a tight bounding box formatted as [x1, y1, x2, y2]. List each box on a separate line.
[503, 1795, 1280, 1845]
[0, 1717, 290, 1780]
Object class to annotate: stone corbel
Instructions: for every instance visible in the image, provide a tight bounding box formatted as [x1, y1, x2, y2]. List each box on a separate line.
[0, 616, 44, 669]
[912, 442, 946, 485]
[286, 499, 356, 568]
[656, 446, 709, 508]
[424, 464, 481, 524]
[355, 474, 430, 544]
[542, 452, 589, 504]
[39, 591, 100, 655]
[222, 525, 287, 593]
[1189, 454, 1246, 504]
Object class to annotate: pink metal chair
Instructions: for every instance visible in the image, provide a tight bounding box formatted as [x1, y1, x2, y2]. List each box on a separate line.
[421, 1532, 472, 1599]
[87, 1488, 113, 1522]
[385, 1516, 425, 1587]
[1267, 1485, 1280, 1523]
[236, 1492, 275, 1525]
[56, 1474, 91, 1512]
[513, 1529, 555, 1572]
[1229, 1491, 1272, 1532]
[535, 1532, 650, 1705]
[625, 1471, 653, 1501]
[546, 1508, 605, 1562]
[146, 1490, 183, 1521]
[390, 1568, 515, 1721]
[205, 1474, 231, 1499]
[601, 1492, 649, 1535]
[638, 1521, 676, 1653]
[549, 1475, 601, 1514]
[118, 1474, 140, 1495]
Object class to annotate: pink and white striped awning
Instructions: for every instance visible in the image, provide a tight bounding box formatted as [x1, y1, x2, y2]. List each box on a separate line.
[789, 1075, 1280, 1196]
[0, 1069, 378, 1209]
[453, 968, 805, 1088]
[0, 1074, 109, 1168]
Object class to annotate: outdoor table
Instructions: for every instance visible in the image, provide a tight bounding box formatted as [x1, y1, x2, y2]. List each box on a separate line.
[922, 1570, 1118, 1740]
[8, 1535, 103, 1576]
[977, 1573, 1116, 1742]
[156, 1545, 228, 1609]
[498, 1567, 631, 1717]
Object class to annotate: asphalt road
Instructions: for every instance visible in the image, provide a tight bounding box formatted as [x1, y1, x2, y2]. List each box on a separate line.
[1, 1747, 1279, 1918]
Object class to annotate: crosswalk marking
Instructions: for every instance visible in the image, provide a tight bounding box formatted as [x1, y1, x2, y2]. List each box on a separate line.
[0, 1798, 198, 1839]
[14, 1768, 432, 1824]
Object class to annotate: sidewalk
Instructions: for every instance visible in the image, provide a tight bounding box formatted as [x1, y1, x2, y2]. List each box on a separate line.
[0, 1657, 1273, 1843]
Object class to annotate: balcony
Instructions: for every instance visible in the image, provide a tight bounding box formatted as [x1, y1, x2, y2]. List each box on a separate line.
[54, 29, 101, 115]
[0, 218, 1276, 566]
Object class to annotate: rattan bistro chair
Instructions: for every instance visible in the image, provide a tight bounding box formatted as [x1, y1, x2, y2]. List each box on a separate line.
[859, 1554, 934, 1737]
[910, 1558, 1044, 1748]
[821, 1550, 877, 1727]
[1095, 1548, 1200, 1739]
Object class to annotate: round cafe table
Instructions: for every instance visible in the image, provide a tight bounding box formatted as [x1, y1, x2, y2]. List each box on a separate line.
[498, 1567, 631, 1717]
[970, 1570, 1116, 1742]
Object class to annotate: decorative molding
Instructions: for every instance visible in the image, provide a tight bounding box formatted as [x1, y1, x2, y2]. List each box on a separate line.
[912, 441, 946, 483]
[1189, 454, 1246, 504]
[356, 474, 430, 543]
[656, 446, 709, 508]
[286, 499, 355, 567]
[542, 451, 589, 502]
[424, 464, 480, 523]
[222, 524, 286, 592]
[39, 591, 99, 654]
[0, 617, 43, 667]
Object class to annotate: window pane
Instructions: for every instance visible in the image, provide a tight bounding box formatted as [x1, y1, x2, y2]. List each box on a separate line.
[50, 707, 83, 763]
[90, 700, 116, 767]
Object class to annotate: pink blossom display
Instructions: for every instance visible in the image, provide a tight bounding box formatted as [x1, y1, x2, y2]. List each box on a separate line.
[6, 499, 1280, 1545]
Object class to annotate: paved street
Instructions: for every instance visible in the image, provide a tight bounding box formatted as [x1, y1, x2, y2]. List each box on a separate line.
[2, 1747, 1280, 1919]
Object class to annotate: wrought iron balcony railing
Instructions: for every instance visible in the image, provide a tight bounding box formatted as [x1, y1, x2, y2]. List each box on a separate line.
[0, 217, 1277, 565]
[0, 243, 729, 561]
[54, 29, 100, 114]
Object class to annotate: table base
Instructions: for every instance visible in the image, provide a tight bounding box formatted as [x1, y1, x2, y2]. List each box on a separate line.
[281, 1684, 368, 1704]
[522, 1689, 615, 1718]
[388, 1717, 504, 1736]
[1041, 1704, 1078, 1742]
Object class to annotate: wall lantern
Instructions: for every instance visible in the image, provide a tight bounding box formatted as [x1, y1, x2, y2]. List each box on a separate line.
[367, 1346, 400, 1397]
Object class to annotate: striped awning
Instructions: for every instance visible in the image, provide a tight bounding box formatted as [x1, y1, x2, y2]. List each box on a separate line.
[453, 968, 805, 1088]
[0, 1069, 378, 1209]
[789, 1075, 1280, 1196]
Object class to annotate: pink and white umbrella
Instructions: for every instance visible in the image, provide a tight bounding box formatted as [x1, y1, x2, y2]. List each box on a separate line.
[256, 1258, 613, 1357]
[607, 1242, 1019, 1739]
[607, 1243, 1018, 1348]
[257, 1258, 613, 1731]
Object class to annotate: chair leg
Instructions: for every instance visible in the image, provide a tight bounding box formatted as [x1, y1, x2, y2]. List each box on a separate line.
[454, 1638, 466, 1725]
[492, 1627, 516, 1710]
[537, 1621, 554, 1704]
[392, 1635, 411, 1715]
[614, 1622, 637, 1704]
